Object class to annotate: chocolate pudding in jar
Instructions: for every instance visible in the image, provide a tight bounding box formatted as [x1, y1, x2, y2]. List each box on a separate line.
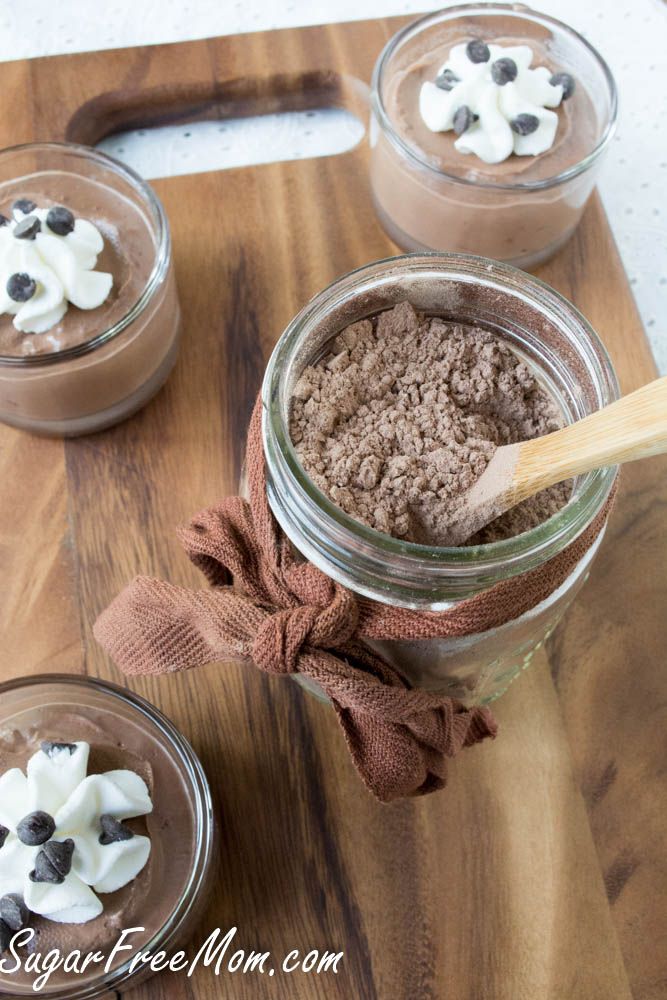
[0, 674, 213, 998]
[370, 5, 617, 269]
[0, 143, 180, 436]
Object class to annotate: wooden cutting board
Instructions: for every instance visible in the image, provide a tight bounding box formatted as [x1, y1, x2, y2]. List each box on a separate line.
[1, 16, 665, 1000]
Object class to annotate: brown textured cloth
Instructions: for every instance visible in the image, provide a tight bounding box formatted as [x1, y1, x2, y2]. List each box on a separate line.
[95, 397, 613, 802]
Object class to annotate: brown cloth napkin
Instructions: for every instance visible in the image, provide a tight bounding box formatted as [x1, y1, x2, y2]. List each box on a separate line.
[95, 398, 612, 802]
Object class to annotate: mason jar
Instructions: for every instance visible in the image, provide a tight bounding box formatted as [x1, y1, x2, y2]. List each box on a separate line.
[260, 254, 619, 705]
[369, 5, 618, 270]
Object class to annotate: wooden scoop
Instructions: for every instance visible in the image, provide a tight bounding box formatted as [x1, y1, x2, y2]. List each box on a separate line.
[444, 375, 667, 546]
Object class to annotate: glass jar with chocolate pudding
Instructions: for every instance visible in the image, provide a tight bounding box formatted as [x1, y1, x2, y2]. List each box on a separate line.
[0, 674, 214, 997]
[261, 254, 619, 705]
[0, 143, 180, 436]
[370, 5, 617, 269]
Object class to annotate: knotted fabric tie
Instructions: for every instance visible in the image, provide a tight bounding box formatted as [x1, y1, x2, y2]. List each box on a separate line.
[94, 397, 614, 802]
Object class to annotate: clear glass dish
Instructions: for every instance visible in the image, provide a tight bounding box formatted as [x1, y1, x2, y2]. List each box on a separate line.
[369, 4, 618, 269]
[0, 143, 180, 436]
[0, 674, 214, 998]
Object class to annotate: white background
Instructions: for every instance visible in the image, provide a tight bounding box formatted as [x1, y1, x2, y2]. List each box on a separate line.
[2, 0, 665, 371]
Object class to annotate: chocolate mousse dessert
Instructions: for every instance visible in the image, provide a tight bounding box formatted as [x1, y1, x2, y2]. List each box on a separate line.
[0, 143, 180, 436]
[0, 734, 155, 992]
[0, 738, 152, 934]
[1, 192, 136, 357]
[407, 40, 578, 180]
[0, 675, 213, 996]
[290, 301, 570, 545]
[370, 6, 617, 267]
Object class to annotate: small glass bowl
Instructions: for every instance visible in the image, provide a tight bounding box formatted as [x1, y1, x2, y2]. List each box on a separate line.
[0, 674, 214, 998]
[369, 4, 618, 269]
[0, 142, 181, 436]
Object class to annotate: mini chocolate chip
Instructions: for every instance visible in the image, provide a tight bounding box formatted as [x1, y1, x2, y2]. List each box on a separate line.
[435, 68, 460, 91]
[510, 113, 540, 136]
[0, 214, 9, 227]
[13, 215, 41, 241]
[550, 71, 575, 100]
[6, 273, 36, 303]
[44, 839, 74, 878]
[46, 206, 75, 236]
[29, 839, 74, 884]
[453, 105, 478, 136]
[41, 740, 78, 757]
[16, 811, 55, 846]
[0, 894, 29, 932]
[0, 825, 8, 850]
[0, 919, 11, 954]
[491, 57, 518, 85]
[99, 814, 134, 845]
[12, 198, 37, 215]
[466, 39, 490, 63]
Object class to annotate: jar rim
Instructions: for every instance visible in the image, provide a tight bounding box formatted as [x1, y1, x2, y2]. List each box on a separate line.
[262, 253, 619, 606]
[0, 141, 171, 368]
[0, 672, 215, 998]
[370, 3, 619, 193]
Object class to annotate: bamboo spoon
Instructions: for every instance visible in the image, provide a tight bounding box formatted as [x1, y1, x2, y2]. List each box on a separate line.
[444, 375, 667, 546]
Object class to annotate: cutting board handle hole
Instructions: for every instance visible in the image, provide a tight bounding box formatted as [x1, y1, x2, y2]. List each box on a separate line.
[91, 107, 365, 178]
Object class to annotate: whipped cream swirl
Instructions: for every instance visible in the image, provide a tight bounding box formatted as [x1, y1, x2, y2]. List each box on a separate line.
[0, 741, 152, 924]
[0, 202, 113, 335]
[419, 42, 573, 165]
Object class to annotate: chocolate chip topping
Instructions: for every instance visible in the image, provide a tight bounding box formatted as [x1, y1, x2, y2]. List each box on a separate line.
[46, 205, 75, 237]
[491, 57, 518, 86]
[12, 198, 37, 215]
[453, 105, 478, 136]
[510, 113, 540, 136]
[0, 894, 29, 932]
[6, 272, 37, 303]
[435, 68, 460, 91]
[550, 71, 575, 100]
[0, 214, 9, 227]
[466, 39, 490, 63]
[41, 740, 78, 757]
[29, 839, 75, 884]
[0, 825, 8, 849]
[99, 814, 134, 845]
[13, 215, 41, 241]
[16, 810, 55, 846]
[0, 920, 11, 954]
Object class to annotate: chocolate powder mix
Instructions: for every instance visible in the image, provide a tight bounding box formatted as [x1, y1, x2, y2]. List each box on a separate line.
[289, 301, 570, 545]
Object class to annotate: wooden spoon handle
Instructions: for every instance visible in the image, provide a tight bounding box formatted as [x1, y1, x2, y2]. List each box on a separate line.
[512, 375, 667, 504]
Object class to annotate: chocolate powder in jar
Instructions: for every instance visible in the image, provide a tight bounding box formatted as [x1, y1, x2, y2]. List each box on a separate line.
[289, 301, 571, 546]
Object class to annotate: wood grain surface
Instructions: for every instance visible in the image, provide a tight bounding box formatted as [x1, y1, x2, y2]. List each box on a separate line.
[0, 16, 665, 1000]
